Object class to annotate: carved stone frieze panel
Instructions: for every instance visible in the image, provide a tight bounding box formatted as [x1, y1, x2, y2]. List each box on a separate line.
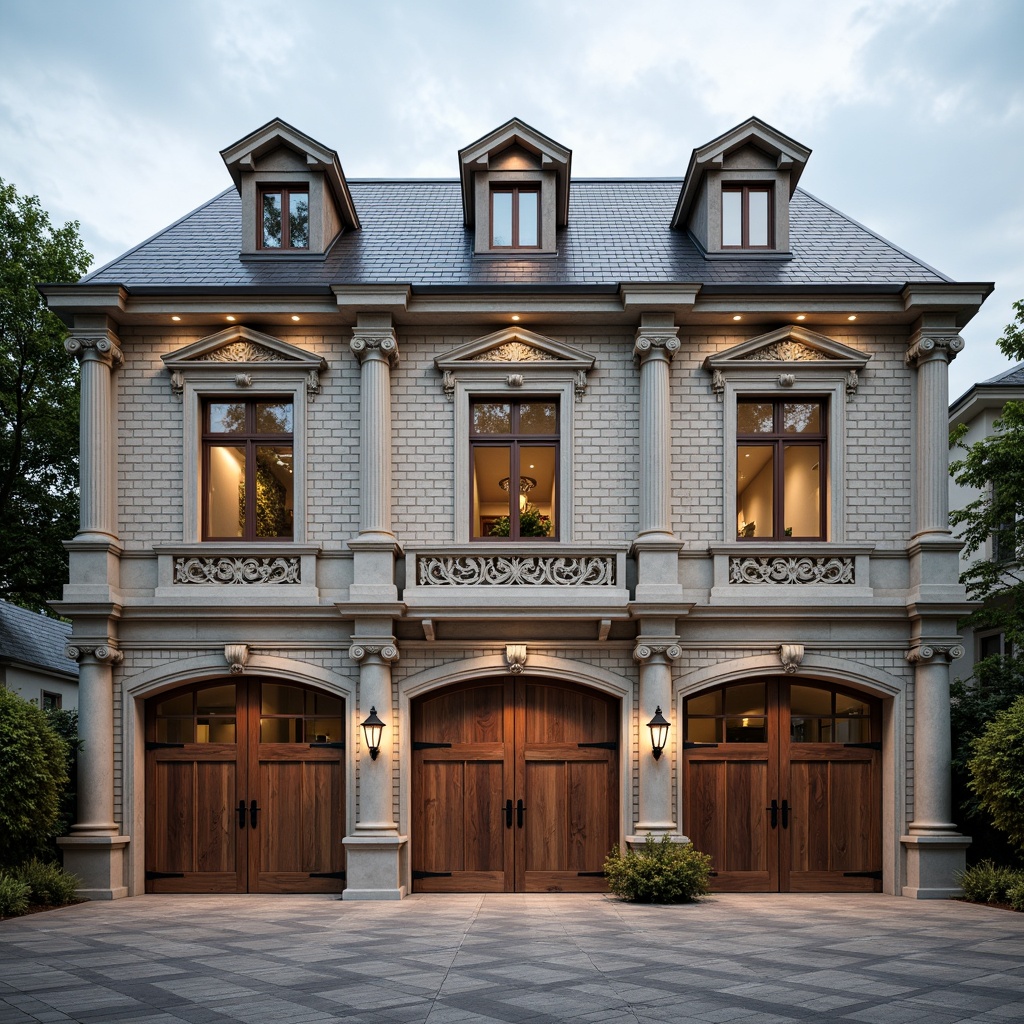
[417, 554, 615, 587]
[174, 556, 301, 585]
[472, 342, 557, 362]
[196, 341, 287, 363]
[743, 341, 828, 362]
[729, 555, 854, 585]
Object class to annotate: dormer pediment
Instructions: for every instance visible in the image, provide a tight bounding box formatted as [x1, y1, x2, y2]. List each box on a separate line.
[704, 326, 870, 370]
[163, 326, 327, 372]
[459, 118, 571, 233]
[435, 328, 594, 371]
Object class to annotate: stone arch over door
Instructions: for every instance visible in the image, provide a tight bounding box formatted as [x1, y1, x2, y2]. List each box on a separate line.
[123, 655, 354, 896]
[676, 654, 905, 894]
[397, 654, 633, 894]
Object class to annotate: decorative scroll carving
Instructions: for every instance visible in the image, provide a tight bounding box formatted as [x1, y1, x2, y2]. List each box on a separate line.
[846, 369, 859, 395]
[65, 330, 123, 367]
[506, 644, 528, 675]
[170, 371, 185, 398]
[906, 644, 965, 664]
[633, 642, 682, 663]
[779, 644, 805, 674]
[173, 556, 301, 585]
[417, 555, 615, 587]
[472, 342, 556, 362]
[234, 373, 253, 388]
[506, 373, 525, 388]
[905, 334, 965, 367]
[348, 642, 399, 663]
[442, 370, 456, 401]
[225, 644, 250, 674]
[575, 369, 588, 402]
[742, 341, 828, 362]
[307, 369, 322, 399]
[196, 341, 287, 363]
[633, 331, 680, 362]
[711, 368, 726, 397]
[778, 373, 795, 388]
[729, 556, 854, 585]
[350, 330, 399, 367]
[65, 644, 123, 665]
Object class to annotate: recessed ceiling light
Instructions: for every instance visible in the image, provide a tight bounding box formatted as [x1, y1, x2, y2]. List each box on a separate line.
[171, 315, 181, 322]
[796, 314, 806, 321]
[291, 315, 300, 321]
[511, 315, 520, 321]
[847, 315, 857, 321]
[226, 315, 236, 322]
[732, 315, 742, 321]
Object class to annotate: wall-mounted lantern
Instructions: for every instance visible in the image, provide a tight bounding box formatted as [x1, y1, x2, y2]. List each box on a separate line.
[361, 706, 385, 760]
[647, 706, 670, 761]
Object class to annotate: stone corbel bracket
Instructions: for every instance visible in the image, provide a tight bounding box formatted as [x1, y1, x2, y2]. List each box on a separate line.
[506, 644, 528, 675]
[779, 643, 804, 674]
[225, 644, 250, 674]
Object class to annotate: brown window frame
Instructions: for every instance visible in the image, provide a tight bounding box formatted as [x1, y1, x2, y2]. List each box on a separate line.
[722, 184, 774, 249]
[201, 397, 294, 542]
[41, 691, 62, 711]
[469, 397, 559, 542]
[257, 185, 310, 250]
[736, 397, 827, 541]
[489, 186, 541, 249]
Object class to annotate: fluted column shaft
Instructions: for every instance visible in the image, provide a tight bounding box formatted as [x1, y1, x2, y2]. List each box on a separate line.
[65, 329, 122, 540]
[350, 328, 398, 539]
[634, 326, 679, 538]
[65, 645, 122, 835]
[907, 331, 962, 538]
[634, 642, 680, 834]
[349, 642, 399, 833]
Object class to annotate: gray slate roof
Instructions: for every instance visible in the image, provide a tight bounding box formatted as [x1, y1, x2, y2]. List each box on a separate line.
[83, 181, 950, 290]
[0, 600, 76, 678]
[980, 361, 1024, 387]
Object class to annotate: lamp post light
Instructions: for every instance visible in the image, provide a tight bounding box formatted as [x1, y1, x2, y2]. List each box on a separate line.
[647, 705, 670, 761]
[361, 706, 385, 761]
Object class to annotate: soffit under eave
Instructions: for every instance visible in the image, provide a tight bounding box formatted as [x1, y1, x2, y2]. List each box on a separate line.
[702, 324, 870, 371]
[434, 326, 595, 372]
[671, 117, 811, 230]
[220, 118, 360, 231]
[458, 118, 572, 229]
[162, 324, 327, 371]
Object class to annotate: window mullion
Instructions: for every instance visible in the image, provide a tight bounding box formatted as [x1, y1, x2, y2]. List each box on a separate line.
[510, 442, 522, 541]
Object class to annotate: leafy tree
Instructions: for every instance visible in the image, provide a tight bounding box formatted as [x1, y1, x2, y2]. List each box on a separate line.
[968, 696, 1024, 856]
[0, 179, 92, 613]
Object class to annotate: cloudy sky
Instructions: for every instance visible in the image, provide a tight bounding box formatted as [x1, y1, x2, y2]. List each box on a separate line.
[1, 0, 1021, 398]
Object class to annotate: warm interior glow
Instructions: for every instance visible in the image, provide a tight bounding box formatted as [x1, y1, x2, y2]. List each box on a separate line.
[847, 315, 857, 321]
[796, 314, 806, 321]
[226, 315, 236, 321]
[511, 315, 520, 321]
[732, 315, 742, 321]
[291, 315, 300, 321]
[171, 315, 181, 322]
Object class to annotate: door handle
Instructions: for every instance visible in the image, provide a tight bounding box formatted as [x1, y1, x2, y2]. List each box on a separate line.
[516, 799, 525, 828]
[249, 800, 259, 829]
[237, 800, 247, 829]
[504, 799, 513, 829]
[781, 799, 790, 829]
[766, 799, 778, 829]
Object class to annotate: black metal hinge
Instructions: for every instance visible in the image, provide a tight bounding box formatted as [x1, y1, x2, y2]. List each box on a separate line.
[413, 741, 452, 750]
[309, 871, 346, 879]
[844, 742, 882, 750]
[684, 741, 720, 749]
[145, 742, 185, 750]
[578, 741, 617, 750]
[145, 871, 185, 880]
[843, 870, 883, 879]
[412, 870, 453, 879]
[576, 871, 606, 877]
[308, 742, 345, 749]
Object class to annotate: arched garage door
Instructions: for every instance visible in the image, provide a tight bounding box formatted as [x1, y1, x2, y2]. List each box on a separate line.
[145, 678, 346, 893]
[412, 678, 619, 892]
[683, 677, 882, 892]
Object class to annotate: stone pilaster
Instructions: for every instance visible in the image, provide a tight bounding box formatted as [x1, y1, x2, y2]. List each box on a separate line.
[57, 643, 129, 900]
[632, 315, 684, 604]
[630, 639, 681, 839]
[342, 639, 406, 900]
[901, 642, 970, 898]
[348, 317, 401, 603]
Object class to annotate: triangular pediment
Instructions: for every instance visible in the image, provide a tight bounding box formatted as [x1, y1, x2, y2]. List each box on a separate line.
[163, 326, 327, 371]
[435, 328, 594, 371]
[703, 326, 870, 371]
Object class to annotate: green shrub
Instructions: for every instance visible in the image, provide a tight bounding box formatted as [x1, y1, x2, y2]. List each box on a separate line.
[13, 859, 79, 906]
[604, 835, 712, 904]
[957, 860, 1024, 903]
[42, 707, 79, 840]
[0, 689, 69, 867]
[0, 873, 31, 918]
[1007, 879, 1024, 912]
[968, 696, 1024, 856]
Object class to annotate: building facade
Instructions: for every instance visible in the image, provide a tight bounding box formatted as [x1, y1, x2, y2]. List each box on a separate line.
[0, 599, 78, 710]
[43, 117, 991, 901]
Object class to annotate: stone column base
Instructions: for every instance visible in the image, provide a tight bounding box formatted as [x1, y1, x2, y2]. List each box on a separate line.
[901, 833, 971, 899]
[57, 834, 130, 900]
[626, 833, 689, 848]
[342, 834, 407, 901]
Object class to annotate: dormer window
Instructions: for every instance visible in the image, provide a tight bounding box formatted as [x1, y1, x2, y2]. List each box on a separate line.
[722, 185, 772, 249]
[260, 187, 310, 250]
[491, 186, 540, 248]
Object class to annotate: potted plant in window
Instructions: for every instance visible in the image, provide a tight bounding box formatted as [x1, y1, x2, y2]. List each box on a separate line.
[488, 503, 552, 538]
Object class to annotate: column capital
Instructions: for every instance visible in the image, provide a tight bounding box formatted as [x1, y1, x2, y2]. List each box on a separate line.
[65, 328, 123, 368]
[633, 640, 682, 664]
[350, 328, 399, 367]
[906, 643, 965, 664]
[65, 643, 123, 665]
[348, 640, 400, 664]
[633, 326, 680, 364]
[905, 331, 964, 367]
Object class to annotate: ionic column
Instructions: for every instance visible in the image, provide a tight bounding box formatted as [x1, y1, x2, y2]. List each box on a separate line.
[633, 640, 680, 836]
[65, 328, 122, 542]
[350, 325, 398, 542]
[905, 329, 963, 539]
[633, 321, 679, 539]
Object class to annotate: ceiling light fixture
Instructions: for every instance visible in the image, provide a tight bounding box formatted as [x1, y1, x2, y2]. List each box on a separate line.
[796, 314, 806, 321]
[171, 315, 181, 322]
[226, 315, 236, 322]
[732, 315, 742, 321]
[291, 315, 300, 322]
[847, 315, 857, 321]
[511, 315, 521, 321]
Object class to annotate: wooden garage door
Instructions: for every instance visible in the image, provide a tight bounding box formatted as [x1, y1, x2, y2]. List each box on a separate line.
[411, 678, 619, 893]
[683, 678, 881, 892]
[145, 679, 345, 893]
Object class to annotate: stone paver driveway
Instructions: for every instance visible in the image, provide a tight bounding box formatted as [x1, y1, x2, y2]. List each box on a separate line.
[1, 893, 1023, 1023]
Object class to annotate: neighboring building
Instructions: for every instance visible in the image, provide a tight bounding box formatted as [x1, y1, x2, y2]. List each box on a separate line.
[949, 362, 1024, 679]
[42, 116, 992, 902]
[0, 599, 78, 710]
